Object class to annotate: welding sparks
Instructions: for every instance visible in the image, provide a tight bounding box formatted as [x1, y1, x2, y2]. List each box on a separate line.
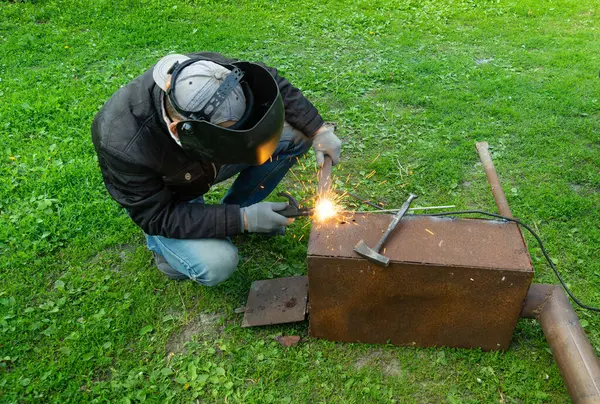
[313, 194, 341, 223]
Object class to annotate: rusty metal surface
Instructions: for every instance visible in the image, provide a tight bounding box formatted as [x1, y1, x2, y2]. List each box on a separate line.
[307, 213, 533, 351]
[522, 284, 600, 403]
[309, 214, 532, 271]
[521, 283, 553, 319]
[476, 141, 513, 217]
[242, 276, 308, 328]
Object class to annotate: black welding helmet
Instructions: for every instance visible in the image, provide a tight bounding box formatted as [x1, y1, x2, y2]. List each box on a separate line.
[155, 55, 284, 165]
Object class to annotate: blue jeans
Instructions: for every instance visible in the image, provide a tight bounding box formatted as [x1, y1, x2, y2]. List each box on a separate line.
[145, 123, 312, 286]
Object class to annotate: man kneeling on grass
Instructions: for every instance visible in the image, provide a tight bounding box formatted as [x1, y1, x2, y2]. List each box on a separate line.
[91, 52, 341, 285]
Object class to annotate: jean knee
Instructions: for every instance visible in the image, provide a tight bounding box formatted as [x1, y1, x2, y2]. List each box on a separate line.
[190, 242, 239, 286]
[288, 134, 312, 157]
[279, 123, 312, 158]
[292, 138, 312, 158]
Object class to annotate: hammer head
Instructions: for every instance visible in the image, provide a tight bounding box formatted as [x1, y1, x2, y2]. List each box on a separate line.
[353, 239, 390, 267]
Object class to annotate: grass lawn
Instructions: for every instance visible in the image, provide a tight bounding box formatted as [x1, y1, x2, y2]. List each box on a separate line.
[1, 0, 599, 402]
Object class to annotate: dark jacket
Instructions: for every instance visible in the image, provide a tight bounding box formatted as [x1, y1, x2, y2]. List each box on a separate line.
[92, 52, 323, 239]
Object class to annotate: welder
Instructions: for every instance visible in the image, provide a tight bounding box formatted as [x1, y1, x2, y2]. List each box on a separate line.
[91, 52, 341, 285]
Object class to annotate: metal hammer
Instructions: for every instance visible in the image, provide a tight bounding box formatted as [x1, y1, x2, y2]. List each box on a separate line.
[353, 193, 418, 267]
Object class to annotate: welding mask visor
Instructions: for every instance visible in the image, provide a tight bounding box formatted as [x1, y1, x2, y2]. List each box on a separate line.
[170, 61, 284, 165]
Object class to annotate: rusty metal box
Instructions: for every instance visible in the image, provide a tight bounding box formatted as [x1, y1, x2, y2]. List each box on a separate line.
[307, 213, 534, 351]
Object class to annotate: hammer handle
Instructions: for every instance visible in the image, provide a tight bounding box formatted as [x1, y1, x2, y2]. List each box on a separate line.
[374, 193, 418, 252]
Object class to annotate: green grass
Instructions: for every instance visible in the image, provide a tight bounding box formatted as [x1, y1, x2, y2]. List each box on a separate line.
[1, 0, 599, 402]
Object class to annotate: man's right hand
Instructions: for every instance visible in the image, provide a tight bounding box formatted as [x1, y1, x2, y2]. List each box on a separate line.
[240, 202, 293, 233]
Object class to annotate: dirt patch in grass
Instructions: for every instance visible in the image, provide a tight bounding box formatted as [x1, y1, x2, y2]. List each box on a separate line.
[569, 183, 600, 195]
[355, 349, 402, 377]
[165, 313, 223, 356]
[92, 367, 112, 383]
[89, 244, 138, 265]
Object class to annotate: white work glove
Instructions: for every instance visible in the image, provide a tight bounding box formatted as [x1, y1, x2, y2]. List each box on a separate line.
[240, 202, 293, 233]
[312, 125, 341, 167]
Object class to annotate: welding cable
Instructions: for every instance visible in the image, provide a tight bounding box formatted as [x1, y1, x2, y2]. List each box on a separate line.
[419, 210, 600, 313]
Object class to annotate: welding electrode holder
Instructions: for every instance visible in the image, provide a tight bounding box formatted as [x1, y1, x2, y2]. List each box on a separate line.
[276, 192, 313, 218]
[277, 156, 333, 218]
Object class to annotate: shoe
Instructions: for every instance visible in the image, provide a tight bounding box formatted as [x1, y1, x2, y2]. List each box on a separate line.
[153, 252, 189, 280]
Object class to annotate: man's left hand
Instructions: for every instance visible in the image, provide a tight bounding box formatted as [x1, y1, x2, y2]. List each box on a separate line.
[312, 125, 341, 167]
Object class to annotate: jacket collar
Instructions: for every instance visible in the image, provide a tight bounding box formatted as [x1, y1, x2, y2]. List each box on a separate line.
[151, 84, 166, 125]
[151, 83, 183, 146]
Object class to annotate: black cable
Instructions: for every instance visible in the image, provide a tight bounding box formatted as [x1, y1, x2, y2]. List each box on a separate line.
[418, 210, 600, 313]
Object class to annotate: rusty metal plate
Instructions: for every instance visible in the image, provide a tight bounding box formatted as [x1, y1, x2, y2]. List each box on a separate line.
[307, 213, 533, 351]
[242, 276, 308, 327]
[309, 214, 533, 271]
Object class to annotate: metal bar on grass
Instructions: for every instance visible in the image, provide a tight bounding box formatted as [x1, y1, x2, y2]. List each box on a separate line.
[476, 141, 513, 218]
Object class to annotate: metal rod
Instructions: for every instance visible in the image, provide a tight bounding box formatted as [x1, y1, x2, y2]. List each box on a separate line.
[521, 284, 600, 403]
[340, 191, 385, 210]
[352, 205, 456, 214]
[317, 155, 333, 196]
[475, 141, 513, 218]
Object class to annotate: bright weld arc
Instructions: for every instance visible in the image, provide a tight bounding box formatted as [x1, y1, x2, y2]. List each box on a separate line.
[313, 192, 346, 223]
[313, 196, 338, 222]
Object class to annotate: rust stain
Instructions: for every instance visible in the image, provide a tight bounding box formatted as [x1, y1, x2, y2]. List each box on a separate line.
[285, 297, 297, 309]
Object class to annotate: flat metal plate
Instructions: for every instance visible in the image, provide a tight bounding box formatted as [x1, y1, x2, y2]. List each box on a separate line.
[309, 214, 532, 271]
[241, 276, 308, 327]
[307, 213, 533, 351]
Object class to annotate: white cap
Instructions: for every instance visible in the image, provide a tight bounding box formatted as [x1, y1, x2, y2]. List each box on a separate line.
[153, 54, 246, 125]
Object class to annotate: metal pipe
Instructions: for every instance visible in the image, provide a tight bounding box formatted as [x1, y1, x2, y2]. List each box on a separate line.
[521, 284, 600, 403]
[317, 155, 333, 196]
[475, 141, 513, 218]
[477, 142, 600, 402]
